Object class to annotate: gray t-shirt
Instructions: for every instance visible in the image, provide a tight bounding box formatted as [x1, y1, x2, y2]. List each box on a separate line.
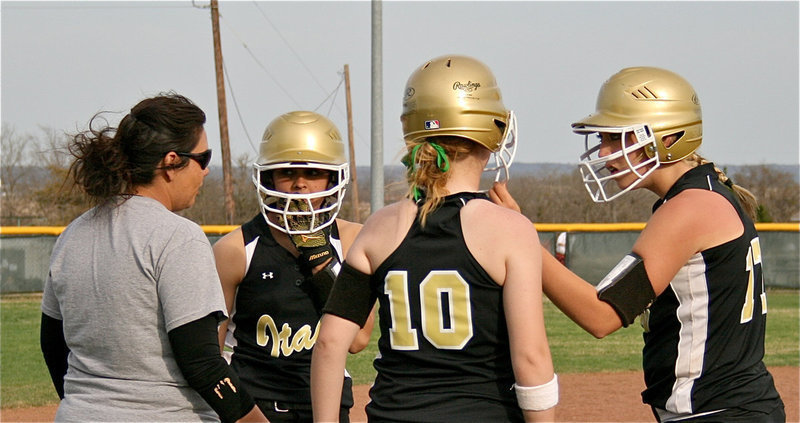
[42, 196, 227, 422]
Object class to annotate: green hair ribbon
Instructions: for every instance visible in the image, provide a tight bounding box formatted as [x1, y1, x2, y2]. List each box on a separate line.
[402, 141, 450, 202]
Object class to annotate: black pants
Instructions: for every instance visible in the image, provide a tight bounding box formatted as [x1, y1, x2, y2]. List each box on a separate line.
[256, 399, 350, 423]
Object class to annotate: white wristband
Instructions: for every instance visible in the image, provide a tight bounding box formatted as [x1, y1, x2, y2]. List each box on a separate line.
[513, 374, 559, 411]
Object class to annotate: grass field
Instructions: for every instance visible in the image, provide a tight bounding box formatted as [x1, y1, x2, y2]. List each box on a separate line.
[2, 290, 798, 408]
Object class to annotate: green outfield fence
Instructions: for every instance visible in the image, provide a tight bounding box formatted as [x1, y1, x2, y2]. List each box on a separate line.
[1, 223, 798, 293]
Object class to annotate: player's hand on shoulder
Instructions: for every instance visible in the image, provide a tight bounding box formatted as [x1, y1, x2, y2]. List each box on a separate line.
[489, 181, 521, 213]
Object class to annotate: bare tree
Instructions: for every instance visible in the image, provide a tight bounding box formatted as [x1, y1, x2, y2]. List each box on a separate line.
[1, 124, 39, 225]
[732, 165, 800, 222]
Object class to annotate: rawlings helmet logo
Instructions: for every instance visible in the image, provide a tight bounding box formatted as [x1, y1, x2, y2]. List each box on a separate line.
[453, 81, 481, 92]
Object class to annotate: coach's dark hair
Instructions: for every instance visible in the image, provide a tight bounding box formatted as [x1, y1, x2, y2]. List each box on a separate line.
[68, 92, 206, 206]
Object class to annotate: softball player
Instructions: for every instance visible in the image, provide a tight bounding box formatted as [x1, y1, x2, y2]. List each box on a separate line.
[495, 67, 785, 422]
[213, 111, 373, 423]
[311, 55, 557, 422]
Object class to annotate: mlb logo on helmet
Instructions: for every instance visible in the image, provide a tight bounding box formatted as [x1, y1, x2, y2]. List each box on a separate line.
[425, 120, 440, 130]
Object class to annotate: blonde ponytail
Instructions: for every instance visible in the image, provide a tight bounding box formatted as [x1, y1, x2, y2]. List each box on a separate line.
[403, 137, 474, 227]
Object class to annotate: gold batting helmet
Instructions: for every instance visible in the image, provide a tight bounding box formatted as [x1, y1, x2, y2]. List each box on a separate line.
[573, 67, 702, 202]
[401, 55, 517, 180]
[252, 111, 349, 234]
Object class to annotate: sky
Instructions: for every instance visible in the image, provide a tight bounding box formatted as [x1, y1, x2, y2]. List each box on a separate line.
[1, 1, 798, 170]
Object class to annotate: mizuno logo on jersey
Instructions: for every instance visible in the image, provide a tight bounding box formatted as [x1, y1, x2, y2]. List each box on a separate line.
[301, 234, 324, 243]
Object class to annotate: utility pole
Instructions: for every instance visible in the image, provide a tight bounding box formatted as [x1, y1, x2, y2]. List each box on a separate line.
[370, 0, 384, 212]
[210, 0, 235, 224]
[343, 64, 361, 222]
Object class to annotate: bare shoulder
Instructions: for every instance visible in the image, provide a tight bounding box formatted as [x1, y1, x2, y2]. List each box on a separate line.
[352, 199, 417, 271]
[364, 200, 417, 231]
[653, 188, 740, 231]
[643, 188, 743, 252]
[212, 226, 246, 285]
[462, 198, 538, 240]
[212, 226, 244, 255]
[335, 218, 363, 240]
[335, 218, 364, 255]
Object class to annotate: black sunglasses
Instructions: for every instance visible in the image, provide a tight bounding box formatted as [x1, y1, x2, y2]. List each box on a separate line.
[176, 149, 212, 170]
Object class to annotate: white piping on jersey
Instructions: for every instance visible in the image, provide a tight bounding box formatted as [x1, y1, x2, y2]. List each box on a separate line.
[705, 175, 713, 191]
[227, 235, 261, 361]
[655, 406, 725, 422]
[244, 235, 259, 273]
[665, 252, 709, 414]
[330, 235, 344, 274]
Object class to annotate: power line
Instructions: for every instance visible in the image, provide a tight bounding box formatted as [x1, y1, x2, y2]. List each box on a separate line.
[248, 1, 367, 146]
[313, 73, 345, 116]
[218, 14, 302, 108]
[222, 59, 258, 155]
[251, 1, 329, 96]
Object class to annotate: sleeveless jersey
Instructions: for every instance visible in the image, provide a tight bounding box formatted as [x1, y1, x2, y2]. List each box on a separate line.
[641, 164, 782, 420]
[366, 192, 523, 423]
[225, 214, 353, 407]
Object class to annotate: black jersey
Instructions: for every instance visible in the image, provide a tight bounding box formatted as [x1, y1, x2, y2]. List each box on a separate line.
[225, 214, 353, 407]
[641, 164, 783, 420]
[366, 192, 523, 423]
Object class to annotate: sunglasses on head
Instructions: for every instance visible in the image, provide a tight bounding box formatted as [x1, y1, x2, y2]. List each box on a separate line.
[176, 149, 212, 170]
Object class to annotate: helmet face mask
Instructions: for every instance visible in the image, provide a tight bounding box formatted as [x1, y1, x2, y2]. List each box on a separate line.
[484, 110, 517, 182]
[573, 67, 702, 202]
[253, 111, 349, 234]
[577, 124, 659, 202]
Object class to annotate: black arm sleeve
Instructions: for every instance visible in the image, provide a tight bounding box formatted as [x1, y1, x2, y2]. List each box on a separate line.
[322, 261, 376, 327]
[596, 253, 656, 327]
[40, 313, 69, 399]
[168, 313, 255, 423]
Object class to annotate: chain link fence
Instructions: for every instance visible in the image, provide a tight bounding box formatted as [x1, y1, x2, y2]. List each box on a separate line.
[2, 225, 798, 294]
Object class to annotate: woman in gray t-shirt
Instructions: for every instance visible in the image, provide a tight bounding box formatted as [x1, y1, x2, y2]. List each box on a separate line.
[40, 93, 266, 423]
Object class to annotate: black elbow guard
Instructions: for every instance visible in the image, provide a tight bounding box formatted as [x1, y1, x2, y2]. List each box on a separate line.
[596, 253, 656, 327]
[322, 261, 376, 328]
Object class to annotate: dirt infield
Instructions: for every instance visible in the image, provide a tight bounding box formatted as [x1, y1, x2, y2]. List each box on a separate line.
[3, 367, 796, 422]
